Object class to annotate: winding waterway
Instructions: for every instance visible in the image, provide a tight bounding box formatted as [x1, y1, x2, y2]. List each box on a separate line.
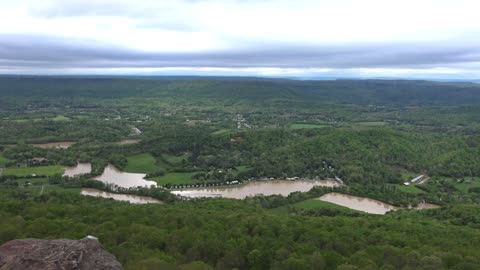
[80, 188, 162, 204]
[171, 180, 340, 199]
[317, 192, 440, 215]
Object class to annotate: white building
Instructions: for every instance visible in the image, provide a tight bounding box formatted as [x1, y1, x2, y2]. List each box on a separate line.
[410, 175, 424, 183]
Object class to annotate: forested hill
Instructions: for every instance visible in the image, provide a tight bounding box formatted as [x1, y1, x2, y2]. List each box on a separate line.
[1, 76, 480, 105]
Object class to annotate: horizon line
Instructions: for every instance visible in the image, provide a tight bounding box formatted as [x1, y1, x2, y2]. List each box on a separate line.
[0, 74, 479, 83]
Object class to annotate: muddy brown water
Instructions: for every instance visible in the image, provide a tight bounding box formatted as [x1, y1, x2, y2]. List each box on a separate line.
[94, 164, 157, 188]
[80, 188, 162, 204]
[317, 192, 440, 215]
[171, 180, 340, 199]
[63, 163, 92, 177]
[32, 142, 75, 149]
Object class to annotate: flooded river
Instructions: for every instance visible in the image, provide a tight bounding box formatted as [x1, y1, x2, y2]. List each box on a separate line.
[94, 164, 157, 188]
[32, 142, 75, 149]
[318, 193, 399, 214]
[80, 188, 162, 204]
[317, 192, 440, 215]
[171, 180, 340, 199]
[63, 163, 92, 177]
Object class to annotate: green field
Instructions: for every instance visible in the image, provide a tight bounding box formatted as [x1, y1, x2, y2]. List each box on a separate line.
[149, 172, 199, 185]
[123, 153, 159, 174]
[289, 123, 329, 129]
[3, 165, 64, 177]
[11, 118, 42, 123]
[353, 121, 386, 127]
[391, 184, 425, 194]
[162, 153, 191, 164]
[401, 172, 420, 181]
[10, 115, 70, 122]
[235, 165, 251, 174]
[449, 177, 480, 192]
[16, 177, 49, 185]
[210, 129, 230, 135]
[22, 185, 81, 196]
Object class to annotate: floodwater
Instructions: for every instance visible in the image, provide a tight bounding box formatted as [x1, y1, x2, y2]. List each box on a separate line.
[80, 188, 162, 204]
[317, 192, 440, 215]
[63, 163, 92, 177]
[171, 180, 340, 199]
[32, 142, 75, 149]
[116, 139, 140, 145]
[94, 164, 157, 188]
[317, 192, 399, 214]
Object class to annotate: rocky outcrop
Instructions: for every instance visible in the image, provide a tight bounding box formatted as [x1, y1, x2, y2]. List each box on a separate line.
[0, 236, 123, 270]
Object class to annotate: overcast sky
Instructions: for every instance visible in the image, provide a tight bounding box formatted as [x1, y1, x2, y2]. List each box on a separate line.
[0, 0, 479, 79]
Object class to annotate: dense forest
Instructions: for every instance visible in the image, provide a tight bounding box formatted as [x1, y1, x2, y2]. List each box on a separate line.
[1, 76, 480, 269]
[1, 188, 480, 270]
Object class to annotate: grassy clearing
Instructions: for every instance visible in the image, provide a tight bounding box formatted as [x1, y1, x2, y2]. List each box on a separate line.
[149, 172, 198, 185]
[124, 153, 159, 174]
[289, 123, 329, 129]
[353, 121, 386, 127]
[3, 165, 64, 177]
[447, 177, 480, 192]
[10, 115, 70, 122]
[211, 129, 230, 135]
[162, 153, 191, 164]
[235, 166, 251, 173]
[16, 177, 49, 185]
[22, 185, 81, 196]
[392, 184, 425, 194]
[10, 118, 42, 123]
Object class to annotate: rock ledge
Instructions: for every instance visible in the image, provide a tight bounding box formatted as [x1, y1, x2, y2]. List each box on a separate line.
[0, 237, 123, 270]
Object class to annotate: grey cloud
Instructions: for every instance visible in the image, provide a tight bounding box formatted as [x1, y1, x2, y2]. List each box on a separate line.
[30, 0, 151, 18]
[29, 0, 256, 17]
[29, 0, 202, 32]
[1, 34, 480, 71]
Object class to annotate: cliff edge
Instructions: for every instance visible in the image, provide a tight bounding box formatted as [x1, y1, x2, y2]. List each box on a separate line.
[0, 236, 123, 270]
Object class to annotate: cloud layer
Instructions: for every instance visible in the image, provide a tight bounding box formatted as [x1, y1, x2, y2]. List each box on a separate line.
[0, 0, 480, 78]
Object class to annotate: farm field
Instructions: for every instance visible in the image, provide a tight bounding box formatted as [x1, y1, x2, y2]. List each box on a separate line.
[123, 153, 159, 174]
[289, 123, 330, 129]
[3, 165, 64, 177]
[149, 172, 200, 185]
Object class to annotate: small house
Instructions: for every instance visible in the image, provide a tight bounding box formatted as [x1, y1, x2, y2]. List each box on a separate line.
[30, 157, 48, 166]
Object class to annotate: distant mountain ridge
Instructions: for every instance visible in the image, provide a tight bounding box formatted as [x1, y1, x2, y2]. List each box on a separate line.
[1, 76, 480, 106]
